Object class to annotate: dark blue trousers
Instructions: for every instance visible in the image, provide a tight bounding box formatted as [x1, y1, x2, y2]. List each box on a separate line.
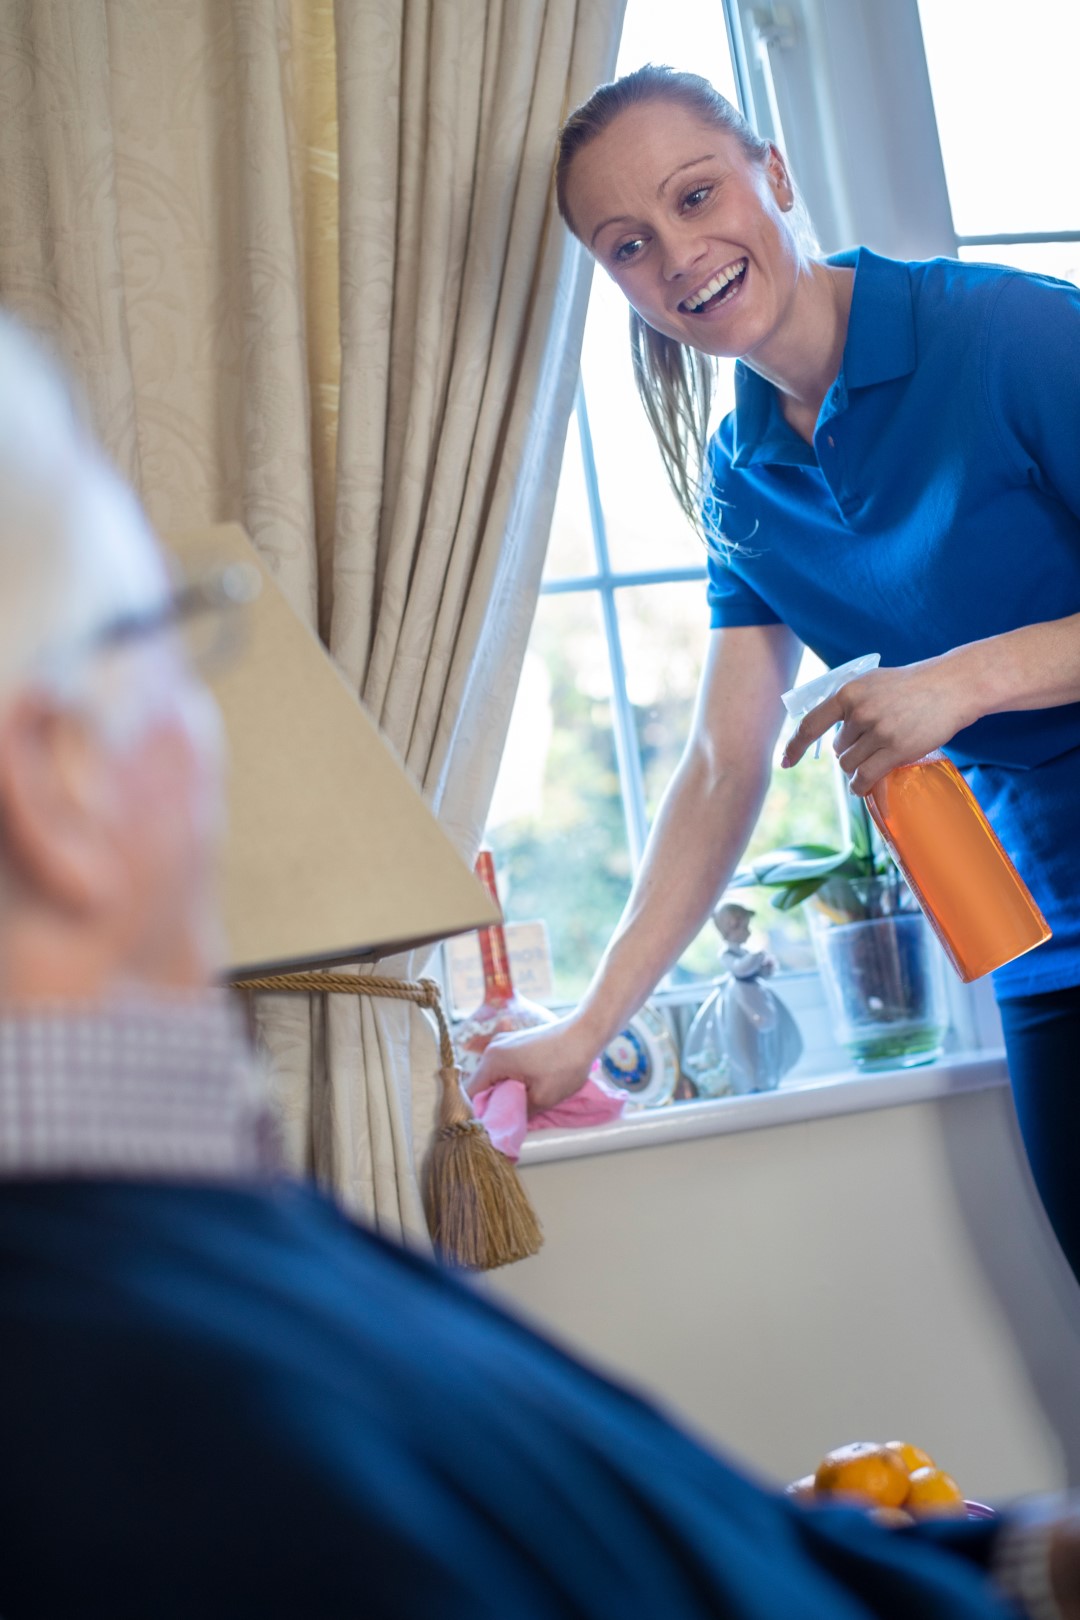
[998, 982, 1080, 1285]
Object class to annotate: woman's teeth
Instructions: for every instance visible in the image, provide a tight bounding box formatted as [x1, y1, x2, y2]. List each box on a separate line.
[683, 259, 748, 312]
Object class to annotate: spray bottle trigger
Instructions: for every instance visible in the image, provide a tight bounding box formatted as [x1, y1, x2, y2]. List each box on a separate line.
[781, 653, 882, 763]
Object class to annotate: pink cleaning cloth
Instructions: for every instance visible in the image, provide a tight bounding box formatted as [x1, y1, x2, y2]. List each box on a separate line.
[471, 1069, 626, 1163]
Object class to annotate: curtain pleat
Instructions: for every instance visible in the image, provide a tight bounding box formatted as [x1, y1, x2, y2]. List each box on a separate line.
[0, 0, 625, 1248]
[0, 0, 142, 482]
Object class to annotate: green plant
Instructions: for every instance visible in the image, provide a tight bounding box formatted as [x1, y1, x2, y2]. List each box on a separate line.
[731, 791, 907, 923]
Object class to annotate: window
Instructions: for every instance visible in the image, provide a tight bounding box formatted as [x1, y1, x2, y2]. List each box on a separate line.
[482, 1, 840, 1006]
[916, 0, 1080, 285]
[480, 0, 1061, 1058]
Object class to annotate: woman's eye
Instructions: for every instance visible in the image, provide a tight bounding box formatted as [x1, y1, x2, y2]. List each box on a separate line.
[614, 237, 645, 263]
[682, 185, 711, 210]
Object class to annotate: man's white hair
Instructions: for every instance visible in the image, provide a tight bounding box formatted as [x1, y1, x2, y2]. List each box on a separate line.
[0, 314, 177, 737]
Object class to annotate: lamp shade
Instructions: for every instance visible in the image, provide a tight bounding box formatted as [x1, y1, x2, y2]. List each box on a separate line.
[166, 524, 497, 978]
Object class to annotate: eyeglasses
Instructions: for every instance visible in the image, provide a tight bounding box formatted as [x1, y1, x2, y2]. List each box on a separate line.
[82, 562, 262, 676]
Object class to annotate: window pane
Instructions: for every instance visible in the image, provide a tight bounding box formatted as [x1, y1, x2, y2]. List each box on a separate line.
[575, 1, 739, 578]
[613, 1, 737, 90]
[616, 581, 710, 821]
[542, 405, 597, 582]
[734, 649, 840, 971]
[666, 646, 842, 981]
[917, 0, 1080, 236]
[616, 580, 724, 987]
[580, 275, 724, 575]
[486, 594, 632, 1003]
[958, 241, 1080, 289]
[614, 598, 845, 983]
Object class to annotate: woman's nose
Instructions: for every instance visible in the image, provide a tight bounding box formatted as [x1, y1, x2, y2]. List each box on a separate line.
[659, 230, 708, 284]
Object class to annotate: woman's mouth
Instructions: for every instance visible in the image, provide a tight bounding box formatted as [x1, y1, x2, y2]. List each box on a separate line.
[680, 258, 748, 315]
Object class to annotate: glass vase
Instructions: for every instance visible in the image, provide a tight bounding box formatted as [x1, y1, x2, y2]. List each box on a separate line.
[808, 875, 947, 1072]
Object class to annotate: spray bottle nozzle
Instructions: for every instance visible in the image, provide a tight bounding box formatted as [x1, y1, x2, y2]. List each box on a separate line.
[781, 653, 881, 759]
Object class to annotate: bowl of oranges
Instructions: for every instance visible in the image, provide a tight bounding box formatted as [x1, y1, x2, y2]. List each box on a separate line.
[787, 1441, 992, 1524]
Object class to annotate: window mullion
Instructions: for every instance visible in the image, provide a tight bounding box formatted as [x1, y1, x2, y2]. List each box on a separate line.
[955, 230, 1080, 247]
[575, 381, 651, 870]
[541, 564, 706, 597]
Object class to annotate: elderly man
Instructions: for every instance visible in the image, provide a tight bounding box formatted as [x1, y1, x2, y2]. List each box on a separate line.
[0, 312, 1074, 1619]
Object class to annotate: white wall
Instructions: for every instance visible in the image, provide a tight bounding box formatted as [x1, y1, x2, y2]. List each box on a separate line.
[489, 1085, 1080, 1503]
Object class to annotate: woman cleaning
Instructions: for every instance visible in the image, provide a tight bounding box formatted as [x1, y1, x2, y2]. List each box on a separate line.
[469, 66, 1080, 1281]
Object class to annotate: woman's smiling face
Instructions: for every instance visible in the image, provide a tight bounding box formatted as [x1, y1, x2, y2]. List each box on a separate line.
[563, 99, 802, 362]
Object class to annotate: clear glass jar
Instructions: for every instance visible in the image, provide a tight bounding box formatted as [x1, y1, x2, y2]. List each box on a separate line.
[808, 876, 948, 1071]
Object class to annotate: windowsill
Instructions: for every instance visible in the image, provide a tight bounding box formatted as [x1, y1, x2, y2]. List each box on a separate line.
[517, 1049, 1009, 1167]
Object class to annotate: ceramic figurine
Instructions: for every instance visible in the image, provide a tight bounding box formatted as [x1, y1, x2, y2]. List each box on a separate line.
[679, 986, 732, 1099]
[714, 901, 802, 1093]
[682, 902, 802, 1097]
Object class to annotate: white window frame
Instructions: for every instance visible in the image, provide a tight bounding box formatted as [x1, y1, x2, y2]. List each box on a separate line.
[724, 0, 956, 259]
[468, 0, 1029, 1060]
[530, 0, 1014, 1045]
[541, 382, 709, 871]
[725, 0, 1080, 262]
[723, 0, 1046, 1051]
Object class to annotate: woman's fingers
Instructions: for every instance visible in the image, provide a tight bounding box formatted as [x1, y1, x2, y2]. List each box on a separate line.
[465, 1021, 596, 1114]
[786, 662, 962, 790]
[780, 693, 844, 767]
[836, 718, 917, 792]
[845, 748, 895, 796]
[833, 724, 883, 775]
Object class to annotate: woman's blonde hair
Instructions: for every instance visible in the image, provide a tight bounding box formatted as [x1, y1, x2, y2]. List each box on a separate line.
[555, 65, 815, 541]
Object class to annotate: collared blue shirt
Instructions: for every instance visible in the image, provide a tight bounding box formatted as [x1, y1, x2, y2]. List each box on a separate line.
[705, 247, 1080, 994]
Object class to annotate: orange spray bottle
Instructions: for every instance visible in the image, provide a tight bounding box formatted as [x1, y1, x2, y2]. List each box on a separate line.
[782, 655, 1050, 983]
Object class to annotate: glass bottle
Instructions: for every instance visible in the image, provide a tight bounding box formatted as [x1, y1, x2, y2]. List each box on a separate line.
[454, 851, 556, 1083]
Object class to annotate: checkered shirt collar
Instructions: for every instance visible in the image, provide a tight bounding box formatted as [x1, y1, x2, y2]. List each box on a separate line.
[0, 991, 281, 1180]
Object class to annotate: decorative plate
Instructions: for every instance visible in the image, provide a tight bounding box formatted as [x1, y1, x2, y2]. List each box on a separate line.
[598, 1003, 679, 1108]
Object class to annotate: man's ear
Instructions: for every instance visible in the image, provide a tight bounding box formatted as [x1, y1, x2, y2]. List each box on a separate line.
[0, 695, 125, 914]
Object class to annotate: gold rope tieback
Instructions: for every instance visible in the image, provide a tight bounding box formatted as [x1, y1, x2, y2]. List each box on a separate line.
[236, 971, 543, 1271]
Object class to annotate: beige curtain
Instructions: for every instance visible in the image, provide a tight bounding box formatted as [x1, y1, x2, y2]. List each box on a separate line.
[0, 0, 624, 1246]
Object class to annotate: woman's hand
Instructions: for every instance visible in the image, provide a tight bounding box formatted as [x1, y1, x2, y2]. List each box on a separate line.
[465, 1015, 601, 1116]
[780, 658, 977, 795]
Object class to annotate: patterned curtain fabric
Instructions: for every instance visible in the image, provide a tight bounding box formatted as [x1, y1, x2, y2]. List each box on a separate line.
[0, 0, 625, 1246]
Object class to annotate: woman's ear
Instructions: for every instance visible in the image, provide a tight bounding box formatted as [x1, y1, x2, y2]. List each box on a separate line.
[765, 143, 795, 211]
[0, 695, 124, 914]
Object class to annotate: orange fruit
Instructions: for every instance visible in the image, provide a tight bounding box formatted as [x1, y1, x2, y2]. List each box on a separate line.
[814, 1442, 910, 1508]
[870, 1506, 915, 1528]
[785, 1474, 818, 1503]
[905, 1466, 965, 1514]
[884, 1440, 936, 1474]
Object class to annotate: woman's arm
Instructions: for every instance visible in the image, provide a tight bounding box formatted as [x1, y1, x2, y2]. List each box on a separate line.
[467, 622, 802, 1113]
[782, 613, 1080, 795]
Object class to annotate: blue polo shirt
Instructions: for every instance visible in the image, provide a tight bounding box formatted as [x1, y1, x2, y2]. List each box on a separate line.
[705, 247, 1080, 996]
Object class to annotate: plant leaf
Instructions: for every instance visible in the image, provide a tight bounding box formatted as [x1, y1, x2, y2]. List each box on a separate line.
[731, 843, 845, 888]
[757, 852, 859, 885]
[771, 877, 827, 912]
[815, 875, 870, 922]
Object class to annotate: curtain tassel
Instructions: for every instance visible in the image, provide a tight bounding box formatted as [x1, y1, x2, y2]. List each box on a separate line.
[235, 971, 543, 1269]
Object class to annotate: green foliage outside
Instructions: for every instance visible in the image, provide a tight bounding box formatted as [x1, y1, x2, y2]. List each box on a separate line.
[487, 601, 842, 1004]
[487, 610, 632, 1005]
